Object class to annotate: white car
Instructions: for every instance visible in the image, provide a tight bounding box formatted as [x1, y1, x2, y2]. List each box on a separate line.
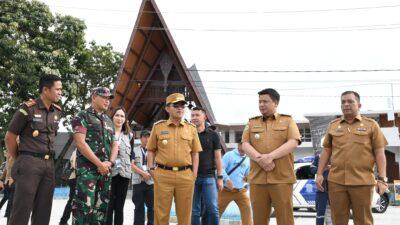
[293, 162, 389, 213]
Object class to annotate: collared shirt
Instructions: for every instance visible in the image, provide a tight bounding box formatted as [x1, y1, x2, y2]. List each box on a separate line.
[242, 112, 302, 184]
[198, 128, 221, 177]
[71, 106, 116, 171]
[146, 119, 202, 167]
[222, 149, 250, 189]
[8, 98, 61, 154]
[323, 114, 388, 185]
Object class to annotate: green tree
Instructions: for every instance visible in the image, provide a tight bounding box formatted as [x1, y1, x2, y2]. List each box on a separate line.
[0, 0, 123, 162]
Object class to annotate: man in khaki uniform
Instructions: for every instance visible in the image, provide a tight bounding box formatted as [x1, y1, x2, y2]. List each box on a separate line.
[147, 93, 202, 225]
[241, 88, 301, 225]
[316, 91, 388, 225]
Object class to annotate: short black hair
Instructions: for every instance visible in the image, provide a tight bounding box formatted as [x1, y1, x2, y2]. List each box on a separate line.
[341, 91, 360, 103]
[192, 106, 206, 114]
[258, 88, 280, 104]
[140, 130, 151, 137]
[39, 74, 62, 93]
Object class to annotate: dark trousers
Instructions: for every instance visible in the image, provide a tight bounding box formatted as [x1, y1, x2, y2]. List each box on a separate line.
[9, 155, 55, 225]
[316, 191, 329, 225]
[5, 183, 15, 225]
[0, 184, 10, 210]
[106, 175, 130, 225]
[60, 178, 77, 224]
[132, 182, 154, 225]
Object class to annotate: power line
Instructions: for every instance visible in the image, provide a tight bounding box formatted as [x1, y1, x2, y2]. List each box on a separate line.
[204, 82, 400, 91]
[128, 68, 400, 74]
[205, 93, 400, 97]
[184, 68, 400, 73]
[87, 23, 400, 32]
[49, 4, 400, 14]
[129, 79, 400, 83]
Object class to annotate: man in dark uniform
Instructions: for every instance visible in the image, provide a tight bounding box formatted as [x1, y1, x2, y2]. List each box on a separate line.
[71, 87, 118, 225]
[4, 74, 62, 225]
[310, 152, 331, 225]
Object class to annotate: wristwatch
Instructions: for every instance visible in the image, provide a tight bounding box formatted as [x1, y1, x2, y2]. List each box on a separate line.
[217, 175, 223, 180]
[377, 176, 388, 183]
[109, 160, 115, 167]
[148, 167, 155, 171]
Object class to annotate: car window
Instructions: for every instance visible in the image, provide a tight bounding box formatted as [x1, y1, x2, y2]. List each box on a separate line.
[296, 165, 315, 180]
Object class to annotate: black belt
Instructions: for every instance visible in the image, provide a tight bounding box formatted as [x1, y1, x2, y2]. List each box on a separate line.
[157, 164, 192, 171]
[19, 151, 54, 160]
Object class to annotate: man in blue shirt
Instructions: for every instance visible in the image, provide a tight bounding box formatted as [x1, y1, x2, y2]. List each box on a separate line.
[219, 143, 252, 225]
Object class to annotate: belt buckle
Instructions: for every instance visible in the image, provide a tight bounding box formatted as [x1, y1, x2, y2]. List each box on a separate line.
[44, 155, 50, 160]
[172, 167, 179, 171]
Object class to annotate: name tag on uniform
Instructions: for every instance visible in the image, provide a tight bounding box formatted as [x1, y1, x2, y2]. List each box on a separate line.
[34, 114, 42, 118]
[33, 118, 43, 122]
[356, 127, 367, 132]
[160, 130, 169, 135]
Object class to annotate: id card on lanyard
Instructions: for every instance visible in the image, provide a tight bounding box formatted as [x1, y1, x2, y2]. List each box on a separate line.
[141, 147, 148, 171]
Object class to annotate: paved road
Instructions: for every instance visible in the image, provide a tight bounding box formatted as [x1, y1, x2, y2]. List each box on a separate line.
[0, 198, 399, 224]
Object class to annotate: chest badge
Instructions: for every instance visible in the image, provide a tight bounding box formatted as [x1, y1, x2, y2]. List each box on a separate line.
[254, 134, 260, 139]
[162, 140, 168, 145]
[32, 130, 39, 137]
[357, 127, 367, 132]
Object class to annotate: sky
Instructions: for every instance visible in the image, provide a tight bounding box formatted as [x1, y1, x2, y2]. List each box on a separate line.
[40, 0, 400, 124]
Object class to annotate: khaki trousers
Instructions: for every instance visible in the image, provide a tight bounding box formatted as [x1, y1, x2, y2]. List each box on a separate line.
[218, 188, 252, 225]
[153, 168, 195, 225]
[250, 183, 294, 225]
[328, 182, 374, 225]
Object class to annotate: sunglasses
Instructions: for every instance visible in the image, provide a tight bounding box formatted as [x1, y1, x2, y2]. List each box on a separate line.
[171, 102, 186, 109]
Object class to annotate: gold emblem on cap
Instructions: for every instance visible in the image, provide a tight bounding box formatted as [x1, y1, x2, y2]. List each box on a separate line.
[254, 134, 260, 139]
[360, 123, 364, 126]
[162, 140, 168, 145]
[32, 130, 39, 137]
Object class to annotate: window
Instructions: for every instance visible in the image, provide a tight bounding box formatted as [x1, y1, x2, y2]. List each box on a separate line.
[224, 131, 230, 143]
[300, 128, 312, 142]
[235, 131, 243, 143]
[296, 165, 315, 180]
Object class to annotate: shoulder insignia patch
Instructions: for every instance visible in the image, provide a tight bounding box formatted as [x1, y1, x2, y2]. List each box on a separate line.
[329, 118, 341, 124]
[22, 99, 36, 108]
[184, 120, 196, 128]
[52, 104, 62, 111]
[154, 120, 167, 125]
[249, 115, 262, 120]
[19, 108, 28, 116]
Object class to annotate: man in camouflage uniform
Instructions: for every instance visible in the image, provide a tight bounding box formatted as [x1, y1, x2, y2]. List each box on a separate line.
[71, 87, 118, 225]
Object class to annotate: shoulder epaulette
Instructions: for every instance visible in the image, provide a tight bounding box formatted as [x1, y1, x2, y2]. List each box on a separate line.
[22, 99, 36, 108]
[249, 115, 262, 120]
[361, 116, 376, 123]
[154, 120, 167, 125]
[52, 104, 62, 111]
[279, 113, 292, 117]
[184, 120, 196, 128]
[329, 118, 341, 124]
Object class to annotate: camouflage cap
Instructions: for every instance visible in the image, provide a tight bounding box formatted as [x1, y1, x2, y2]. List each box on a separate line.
[91, 87, 114, 99]
[166, 93, 186, 105]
